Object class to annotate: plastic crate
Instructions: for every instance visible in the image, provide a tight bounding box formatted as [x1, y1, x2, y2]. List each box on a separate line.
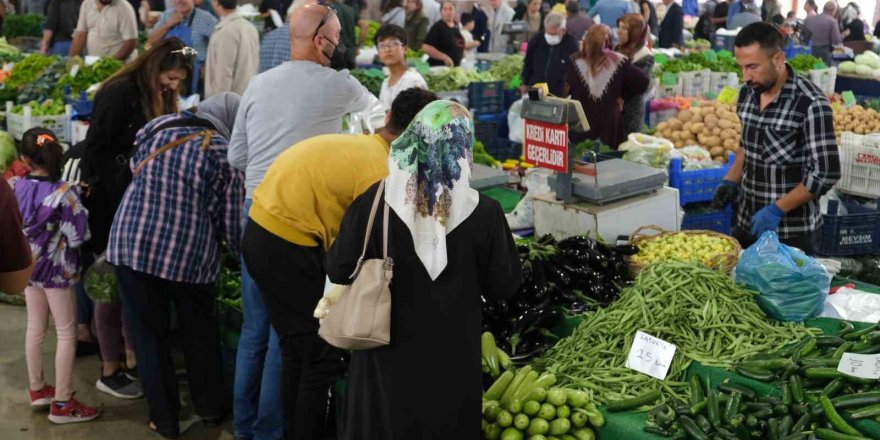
[681, 204, 733, 235]
[656, 81, 682, 99]
[474, 112, 504, 147]
[809, 67, 837, 96]
[468, 81, 505, 115]
[487, 139, 521, 161]
[818, 199, 880, 256]
[680, 69, 712, 98]
[709, 72, 739, 95]
[784, 44, 811, 59]
[503, 89, 521, 111]
[5, 101, 72, 143]
[64, 90, 93, 120]
[837, 131, 880, 198]
[669, 152, 735, 206]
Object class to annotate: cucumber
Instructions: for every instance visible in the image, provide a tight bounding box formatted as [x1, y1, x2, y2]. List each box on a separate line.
[832, 391, 880, 409]
[482, 332, 500, 377]
[605, 390, 661, 412]
[814, 428, 871, 440]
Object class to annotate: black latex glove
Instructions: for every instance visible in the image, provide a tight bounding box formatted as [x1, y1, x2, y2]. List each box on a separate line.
[710, 180, 739, 209]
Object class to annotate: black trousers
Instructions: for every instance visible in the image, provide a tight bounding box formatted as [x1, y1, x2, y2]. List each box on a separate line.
[114, 265, 225, 436]
[242, 220, 344, 440]
[732, 227, 817, 255]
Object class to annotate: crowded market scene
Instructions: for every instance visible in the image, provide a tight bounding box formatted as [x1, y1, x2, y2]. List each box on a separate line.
[6, 0, 880, 438]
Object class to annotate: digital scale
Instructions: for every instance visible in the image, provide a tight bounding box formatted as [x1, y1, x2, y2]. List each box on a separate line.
[470, 163, 509, 190]
[502, 21, 529, 54]
[520, 93, 666, 205]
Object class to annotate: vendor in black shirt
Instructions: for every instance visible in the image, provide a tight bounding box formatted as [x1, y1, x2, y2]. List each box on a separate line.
[422, 0, 465, 66]
[40, 0, 82, 55]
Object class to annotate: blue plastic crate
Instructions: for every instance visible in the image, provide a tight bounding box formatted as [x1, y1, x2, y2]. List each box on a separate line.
[468, 81, 505, 115]
[503, 89, 521, 111]
[682, 205, 733, 235]
[784, 44, 811, 59]
[64, 90, 93, 120]
[669, 152, 735, 206]
[818, 199, 880, 256]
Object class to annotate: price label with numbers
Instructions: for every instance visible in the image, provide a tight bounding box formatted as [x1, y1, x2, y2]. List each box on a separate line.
[838, 353, 880, 379]
[625, 331, 677, 380]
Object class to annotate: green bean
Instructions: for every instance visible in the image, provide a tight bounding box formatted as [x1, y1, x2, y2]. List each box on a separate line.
[533, 262, 818, 404]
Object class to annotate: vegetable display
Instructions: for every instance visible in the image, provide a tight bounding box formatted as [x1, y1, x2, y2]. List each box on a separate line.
[533, 262, 818, 405]
[3, 14, 44, 39]
[486, 55, 524, 88]
[425, 67, 493, 92]
[647, 321, 880, 439]
[355, 20, 380, 46]
[656, 52, 740, 78]
[483, 367, 604, 440]
[789, 54, 824, 73]
[482, 332, 513, 378]
[631, 232, 738, 270]
[482, 235, 633, 360]
[474, 140, 502, 167]
[349, 68, 384, 97]
[839, 51, 880, 78]
[833, 105, 880, 137]
[655, 101, 742, 159]
[11, 99, 65, 116]
[56, 57, 124, 95]
[0, 131, 15, 172]
[4, 54, 58, 90]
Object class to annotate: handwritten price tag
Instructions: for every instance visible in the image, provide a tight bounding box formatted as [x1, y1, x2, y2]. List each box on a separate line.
[838, 353, 880, 379]
[626, 331, 677, 380]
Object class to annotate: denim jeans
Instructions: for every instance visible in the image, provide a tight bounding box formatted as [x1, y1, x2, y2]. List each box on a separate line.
[233, 199, 284, 440]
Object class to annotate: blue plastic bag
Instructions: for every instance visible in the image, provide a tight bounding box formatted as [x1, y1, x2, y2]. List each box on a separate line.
[735, 232, 831, 322]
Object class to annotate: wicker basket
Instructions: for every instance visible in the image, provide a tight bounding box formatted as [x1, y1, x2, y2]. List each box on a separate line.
[628, 225, 742, 274]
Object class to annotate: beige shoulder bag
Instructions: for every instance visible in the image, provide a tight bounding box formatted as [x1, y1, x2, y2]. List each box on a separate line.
[318, 181, 393, 350]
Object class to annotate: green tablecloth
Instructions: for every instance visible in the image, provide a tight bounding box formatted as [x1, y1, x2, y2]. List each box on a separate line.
[480, 187, 522, 214]
[558, 278, 880, 440]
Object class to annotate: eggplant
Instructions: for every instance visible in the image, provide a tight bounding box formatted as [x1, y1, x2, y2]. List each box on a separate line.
[612, 244, 639, 256]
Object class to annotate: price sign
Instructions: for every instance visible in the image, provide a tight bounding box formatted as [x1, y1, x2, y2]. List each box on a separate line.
[626, 331, 677, 380]
[523, 119, 568, 173]
[838, 353, 880, 379]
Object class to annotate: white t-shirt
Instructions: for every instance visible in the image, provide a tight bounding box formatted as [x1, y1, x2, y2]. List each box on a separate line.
[379, 69, 429, 110]
[461, 29, 476, 61]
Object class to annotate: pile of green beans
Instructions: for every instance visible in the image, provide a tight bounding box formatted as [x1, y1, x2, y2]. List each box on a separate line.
[532, 262, 820, 404]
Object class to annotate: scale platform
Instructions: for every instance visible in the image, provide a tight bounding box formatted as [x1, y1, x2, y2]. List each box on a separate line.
[549, 159, 667, 205]
[470, 164, 509, 190]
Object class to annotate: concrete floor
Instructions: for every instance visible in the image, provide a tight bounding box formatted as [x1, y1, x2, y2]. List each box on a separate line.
[0, 303, 236, 440]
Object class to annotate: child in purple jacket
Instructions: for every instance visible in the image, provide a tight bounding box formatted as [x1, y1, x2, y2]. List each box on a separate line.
[12, 128, 99, 424]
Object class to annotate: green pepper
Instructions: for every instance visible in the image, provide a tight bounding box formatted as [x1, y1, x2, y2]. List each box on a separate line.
[820, 395, 862, 436]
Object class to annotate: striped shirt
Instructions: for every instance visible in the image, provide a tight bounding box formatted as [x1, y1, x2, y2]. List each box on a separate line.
[259, 24, 290, 73]
[736, 64, 840, 238]
[107, 112, 244, 284]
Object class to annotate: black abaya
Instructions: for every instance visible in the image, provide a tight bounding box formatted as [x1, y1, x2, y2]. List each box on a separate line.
[326, 183, 521, 439]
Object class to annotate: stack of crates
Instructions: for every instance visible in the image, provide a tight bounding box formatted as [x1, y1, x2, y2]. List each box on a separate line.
[817, 198, 880, 256]
[470, 81, 516, 159]
[670, 153, 735, 235]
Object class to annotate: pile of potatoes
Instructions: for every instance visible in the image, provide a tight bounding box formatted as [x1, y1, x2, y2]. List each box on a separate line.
[654, 102, 742, 162]
[833, 105, 880, 137]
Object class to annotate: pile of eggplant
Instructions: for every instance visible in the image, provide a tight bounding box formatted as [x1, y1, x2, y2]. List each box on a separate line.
[482, 234, 636, 361]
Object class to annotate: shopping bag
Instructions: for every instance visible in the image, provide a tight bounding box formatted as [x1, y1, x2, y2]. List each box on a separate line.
[735, 231, 831, 322]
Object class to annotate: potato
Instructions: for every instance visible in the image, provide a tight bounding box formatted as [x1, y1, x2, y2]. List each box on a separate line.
[718, 119, 735, 130]
[657, 122, 669, 131]
[690, 122, 705, 134]
[698, 133, 708, 144]
[723, 138, 736, 149]
[705, 136, 722, 147]
[720, 112, 739, 123]
[710, 146, 724, 156]
[684, 130, 697, 141]
[713, 127, 722, 135]
[713, 155, 724, 162]
[678, 110, 694, 122]
[704, 114, 719, 128]
[674, 140, 685, 148]
[673, 131, 683, 141]
[721, 128, 737, 139]
[683, 121, 694, 133]
[668, 119, 683, 130]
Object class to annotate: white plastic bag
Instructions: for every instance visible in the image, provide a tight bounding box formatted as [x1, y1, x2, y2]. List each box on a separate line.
[820, 287, 880, 323]
[506, 167, 553, 230]
[508, 97, 525, 143]
[619, 133, 674, 169]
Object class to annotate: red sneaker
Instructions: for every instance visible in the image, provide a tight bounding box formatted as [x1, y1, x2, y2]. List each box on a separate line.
[48, 398, 100, 424]
[28, 385, 55, 410]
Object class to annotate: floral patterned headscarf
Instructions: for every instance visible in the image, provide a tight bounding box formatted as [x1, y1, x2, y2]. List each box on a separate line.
[386, 100, 480, 280]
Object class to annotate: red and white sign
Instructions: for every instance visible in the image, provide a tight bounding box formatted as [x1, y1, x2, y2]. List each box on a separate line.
[523, 119, 568, 172]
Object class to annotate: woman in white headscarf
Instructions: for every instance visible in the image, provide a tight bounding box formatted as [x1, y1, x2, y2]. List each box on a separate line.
[326, 100, 521, 439]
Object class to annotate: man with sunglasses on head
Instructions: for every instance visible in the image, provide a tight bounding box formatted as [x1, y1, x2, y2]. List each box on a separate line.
[227, 2, 378, 440]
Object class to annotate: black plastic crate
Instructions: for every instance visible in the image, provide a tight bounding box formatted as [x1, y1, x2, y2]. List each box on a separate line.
[468, 81, 505, 115]
[818, 199, 880, 256]
[474, 113, 503, 146]
[486, 140, 522, 161]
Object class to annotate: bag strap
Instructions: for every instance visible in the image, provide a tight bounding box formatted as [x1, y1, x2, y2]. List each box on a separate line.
[132, 129, 214, 177]
[349, 180, 386, 279]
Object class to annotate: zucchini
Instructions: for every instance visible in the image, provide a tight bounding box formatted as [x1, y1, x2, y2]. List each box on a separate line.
[800, 358, 840, 368]
[834, 342, 855, 361]
[823, 378, 846, 398]
[816, 335, 846, 348]
[695, 414, 712, 433]
[735, 366, 777, 382]
[843, 323, 879, 341]
[779, 414, 793, 436]
[482, 332, 500, 377]
[707, 387, 721, 429]
[605, 390, 661, 412]
[832, 391, 880, 409]
[791, 413, 811, 434]
[690, 375, 704, 406]
[725, 392, 742, 424]
[737, 358, 793, 370]
[484, 370, 515, 401]
[781, 382, 792, 406]
[790, 375, 805, 404]
[500, 366, 531, 405]
[799, 338, 818, 357]
[679, 415, 709, 440]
